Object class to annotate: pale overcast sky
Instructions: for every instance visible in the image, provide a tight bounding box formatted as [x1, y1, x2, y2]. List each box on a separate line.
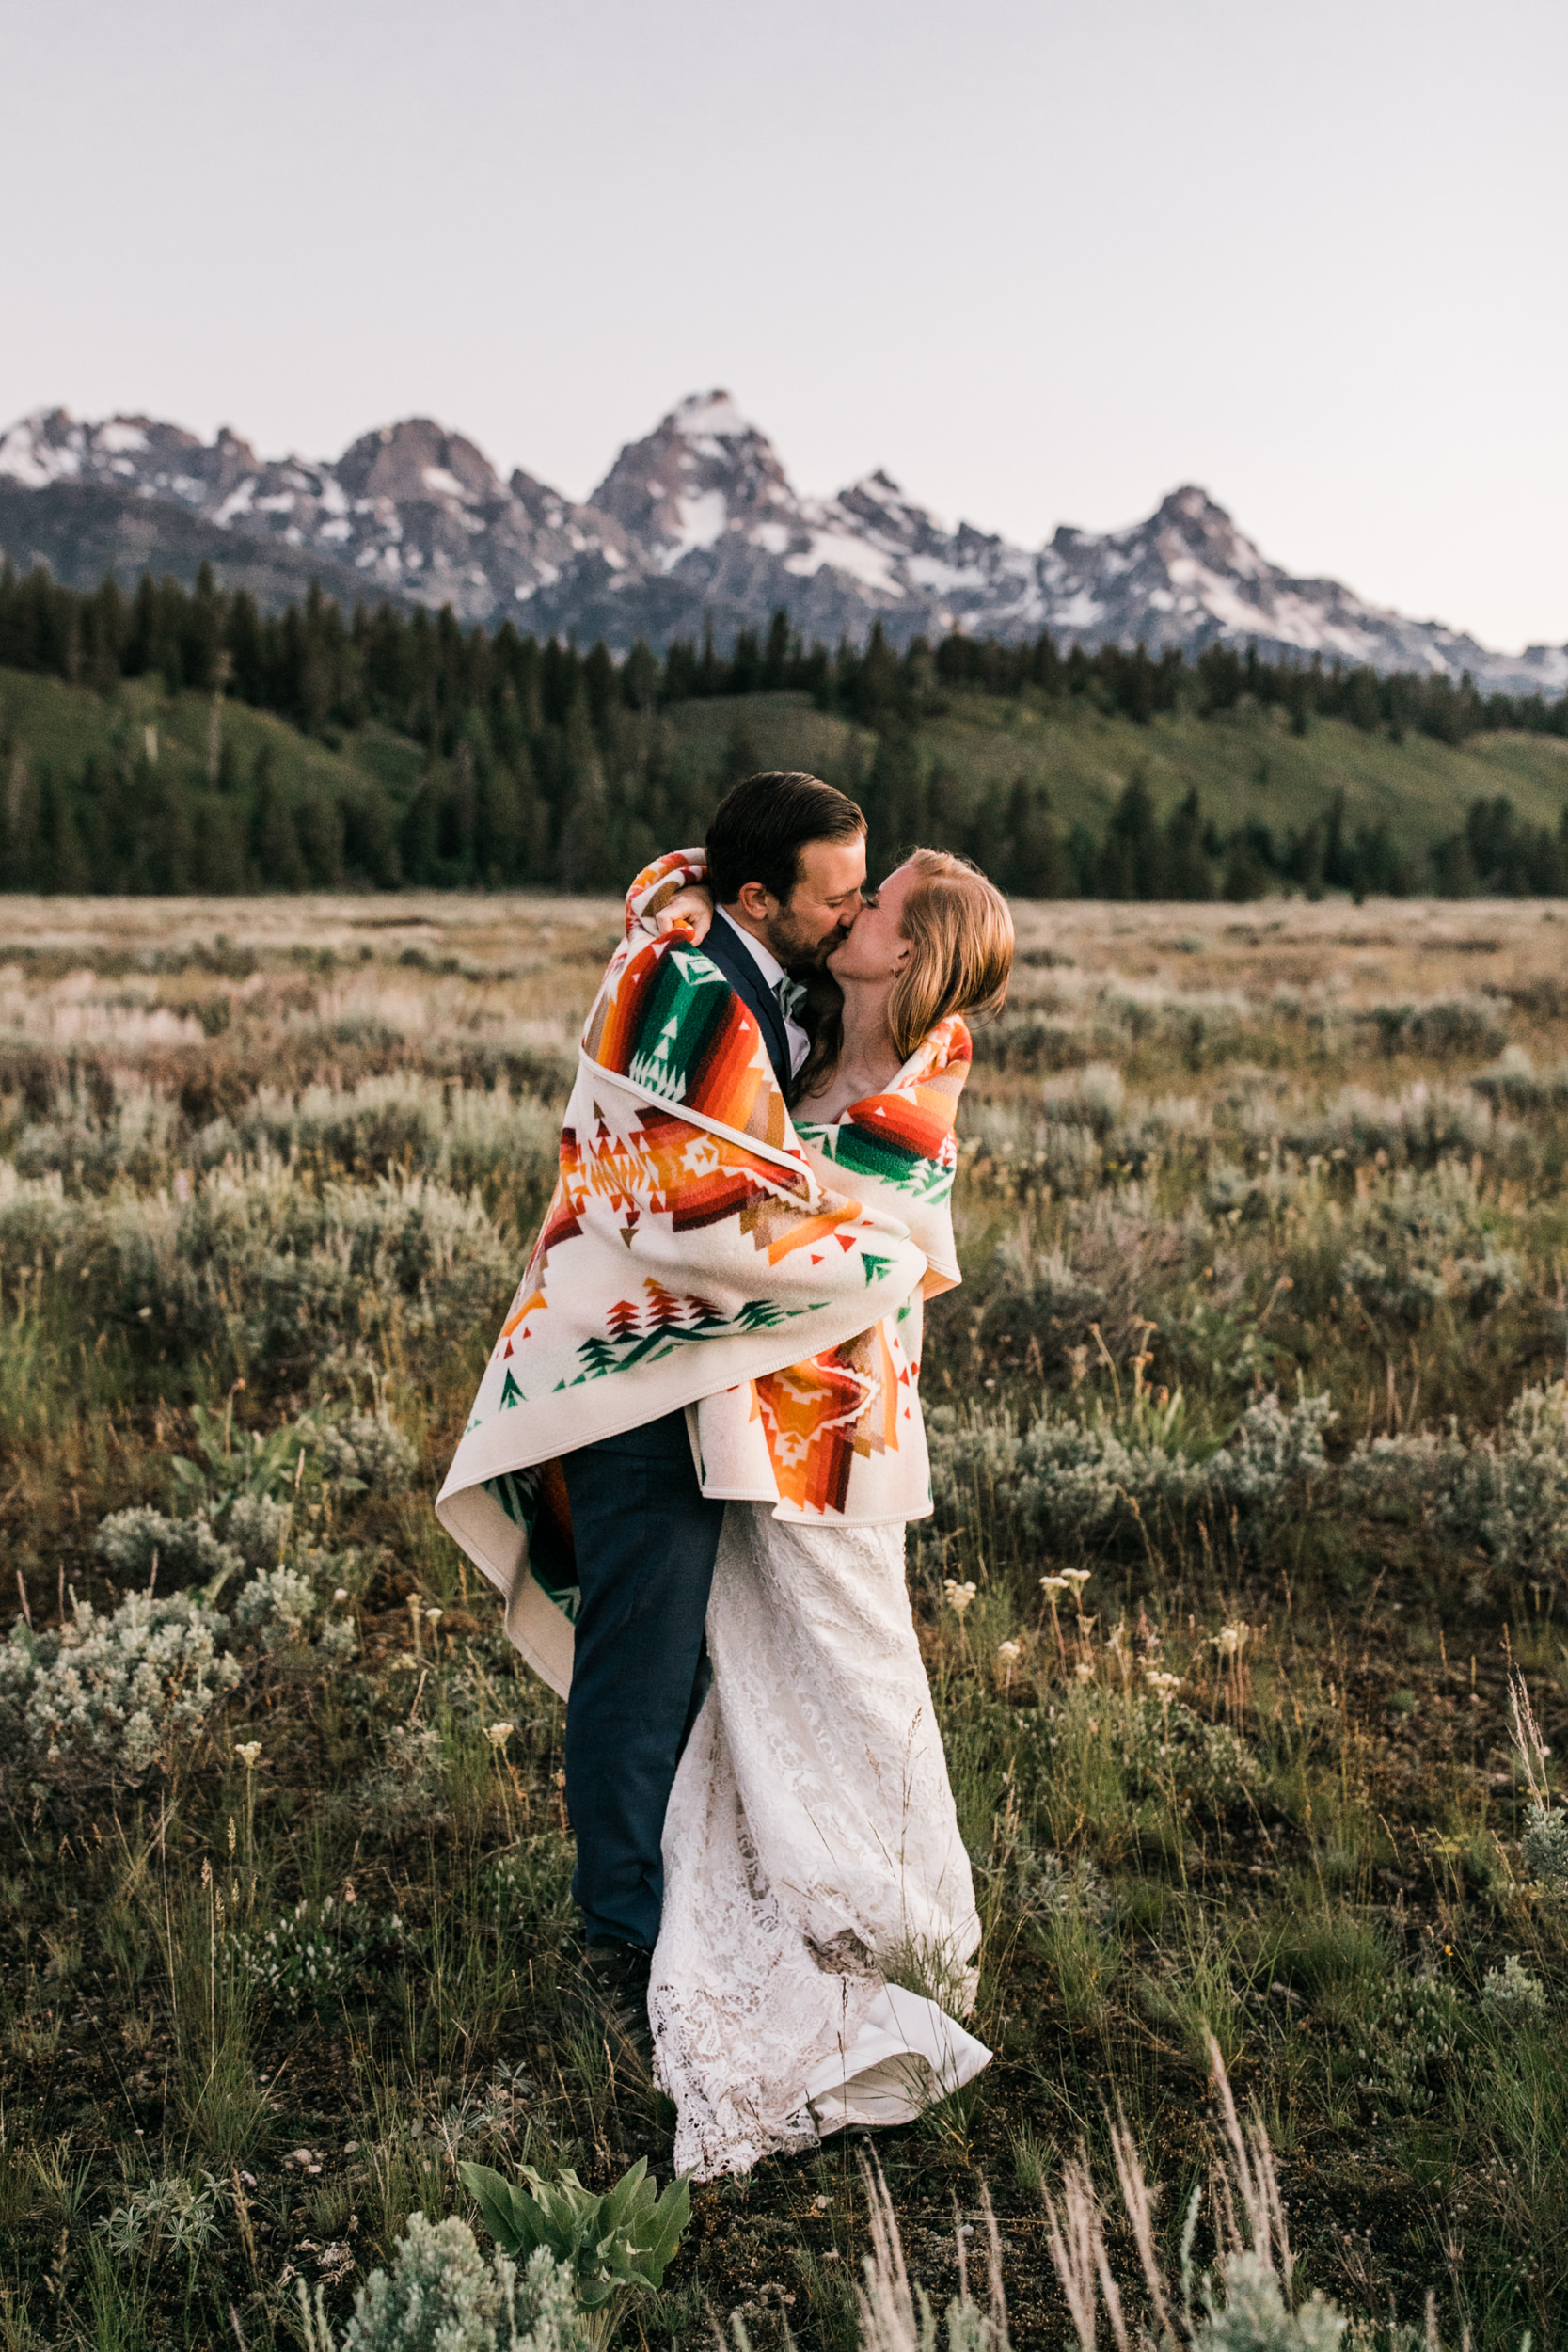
[4, 0, 1564, 650]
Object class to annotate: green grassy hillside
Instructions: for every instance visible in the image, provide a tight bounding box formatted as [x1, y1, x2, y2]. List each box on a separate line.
[669, 686, 1568, 852]
[0, 664, 420, 815]
[4, 660, 1567, 898]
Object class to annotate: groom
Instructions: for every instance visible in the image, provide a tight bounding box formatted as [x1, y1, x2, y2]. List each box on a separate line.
[564, 771, 869, 2052]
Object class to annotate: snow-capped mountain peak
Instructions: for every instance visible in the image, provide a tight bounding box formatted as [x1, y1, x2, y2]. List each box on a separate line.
[0, 396, 1561, 693]
[589, 389, 801, 571]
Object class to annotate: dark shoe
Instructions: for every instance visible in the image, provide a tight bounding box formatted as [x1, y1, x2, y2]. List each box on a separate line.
[577, 1940, 654, 2070]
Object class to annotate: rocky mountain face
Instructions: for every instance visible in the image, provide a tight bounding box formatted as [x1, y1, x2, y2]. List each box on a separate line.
[1, 394, 1561, 694]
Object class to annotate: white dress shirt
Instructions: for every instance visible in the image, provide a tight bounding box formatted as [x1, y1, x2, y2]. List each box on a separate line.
[714, 905, 810, 1077]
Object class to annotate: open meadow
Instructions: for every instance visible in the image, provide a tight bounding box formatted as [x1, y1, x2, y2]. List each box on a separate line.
[4, 890, 1568, 2350]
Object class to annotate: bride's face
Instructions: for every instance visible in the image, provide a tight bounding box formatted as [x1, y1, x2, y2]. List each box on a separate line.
[827, 863, 916, 984]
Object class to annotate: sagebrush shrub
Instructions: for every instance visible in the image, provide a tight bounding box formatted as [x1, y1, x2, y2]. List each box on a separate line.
[73, 1163, 512, 1390]
[1522, 1803, 1568, 1883]
[1, 1593, 242, 1793]
[1481, 1954, 1548, 2026]
[1336, 1164, 1518, 1328]
[230, 1897, 355, 2015]
[296, 2213, 583, 2352]
[927, 1388, 1331, 1556]
[1343, 1379, 1568, 1574]
[1353, 1968, 1462, 2113]
[94, 1505, 242, 1591]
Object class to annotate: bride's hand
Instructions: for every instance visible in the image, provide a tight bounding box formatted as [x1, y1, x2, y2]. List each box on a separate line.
[641, 883, 714, 942]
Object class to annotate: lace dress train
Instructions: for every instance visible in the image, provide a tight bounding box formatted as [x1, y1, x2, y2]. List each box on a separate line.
[649, 1503, 990, 2180]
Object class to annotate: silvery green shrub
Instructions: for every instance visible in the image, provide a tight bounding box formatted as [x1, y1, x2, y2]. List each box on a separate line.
[232, 1567, 323, 1650]
[229, 1556, 357, 1657]
[359, 1723, 447, 1829]
[1246, 1080, 1510, 1172]
[1363, 993, 1507, 1057]
[1344, 1380, 1568, 1575]
[1337, 1165, 1518, 1328]
[230, 1896, 356, 2015]
[295, 2214, 583, 2352]
[97, 2170, 226, 2260]
[1017, 1689, 1259, 1819]
[1014, 1842, 1113, 1927]
[14, 1080, 181, 1193]
[927, 1398, 1201, 1553]
[1481, 1955, 1548, 2026]
[81, 1163, 512, 1391]
[1207, 1390, 1335, 1503]
[1471, 1045, 1568, 1113]
[0, 1593, 241, 1792]
[225, 1492, 293, 1571]
[173, 1399, 409, 1517]
[1043, 1062, 1125, 1138]
[927, 1389, 1330, 1556]
[316, 1409, 418, 1496]
[1354, 1969, 1462, 2113]
[1191, 2250, 1346, 2351]
[1522, 1803, 1568, 1883]
[976, 1239, 1107, 1362]
[94, 1505, 241, 1590]
[1137, 1701, 1259, 1811]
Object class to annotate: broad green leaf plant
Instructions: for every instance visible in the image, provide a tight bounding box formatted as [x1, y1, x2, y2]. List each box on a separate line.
[459, 2156, 690, 2351]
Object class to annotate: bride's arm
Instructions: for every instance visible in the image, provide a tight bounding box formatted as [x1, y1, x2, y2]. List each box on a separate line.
[644, 882, 714, 942]
[626, 848, 715, 942]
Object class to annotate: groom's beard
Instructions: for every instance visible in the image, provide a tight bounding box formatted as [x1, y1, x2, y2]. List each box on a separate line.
[760, 909, 855, 968]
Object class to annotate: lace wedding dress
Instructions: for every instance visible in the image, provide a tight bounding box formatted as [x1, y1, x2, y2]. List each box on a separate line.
[648, 1502, 990, 2180]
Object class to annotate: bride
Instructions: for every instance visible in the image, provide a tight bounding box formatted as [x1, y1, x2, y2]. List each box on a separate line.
[641, 846, 1014, 2179]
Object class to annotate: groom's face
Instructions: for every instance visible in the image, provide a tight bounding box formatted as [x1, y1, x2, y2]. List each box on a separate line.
[755, 834, 868, 965]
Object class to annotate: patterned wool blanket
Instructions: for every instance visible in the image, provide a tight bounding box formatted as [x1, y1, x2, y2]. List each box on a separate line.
[436, 850, 970, 1695]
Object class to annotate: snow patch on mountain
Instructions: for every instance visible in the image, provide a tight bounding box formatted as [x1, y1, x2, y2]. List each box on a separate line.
[1, 395, 1561, 691]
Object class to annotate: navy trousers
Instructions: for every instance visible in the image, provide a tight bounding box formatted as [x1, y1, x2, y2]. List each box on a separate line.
[560, 1408, 726, 1950]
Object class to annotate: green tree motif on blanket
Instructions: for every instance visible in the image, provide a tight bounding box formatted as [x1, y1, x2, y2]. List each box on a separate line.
[623, 948, 735, 1102]
[560, 1286, 823, 1387]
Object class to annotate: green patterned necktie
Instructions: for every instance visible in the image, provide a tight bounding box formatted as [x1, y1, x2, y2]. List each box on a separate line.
[776, 976, 808, 1024]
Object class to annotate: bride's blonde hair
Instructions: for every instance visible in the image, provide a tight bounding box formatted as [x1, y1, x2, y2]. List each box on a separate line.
[796, 848, 1014, 1093]
[885, 849, 1014, 1060]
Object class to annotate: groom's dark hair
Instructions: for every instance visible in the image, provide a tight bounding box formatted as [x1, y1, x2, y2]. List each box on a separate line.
[707, 771, 866, 908]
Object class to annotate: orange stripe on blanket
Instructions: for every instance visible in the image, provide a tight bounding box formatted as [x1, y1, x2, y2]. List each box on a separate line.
[764, 1202, 863, 1266]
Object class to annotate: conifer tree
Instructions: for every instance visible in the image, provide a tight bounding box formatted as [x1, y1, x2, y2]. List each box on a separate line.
[1163, 787, 1214, 900]
[194, 795, 250, 895]
[250, 745, 307, 890]
[1005, 776, 1074, 897]
[863, 729, 927, 874]
[761, 610, 791, 691]
[621, 640, 660, 714]
[555, 691, 615, 889]
[344, 780, 401, 889]
[74, 754, 113, 887]
[297, 786, 346, 887]
[145, 762, 197, 893]
[0, 745, 40, 888]
[1096, 769, 1162, 898]
[476, 752, 526, 883]
[37, 766, 90, 894]
[720, 717, 764, 798]
[398, 781, 441, 886]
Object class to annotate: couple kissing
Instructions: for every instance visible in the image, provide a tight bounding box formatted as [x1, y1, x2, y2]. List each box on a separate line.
[437, 770, 1014, 2179]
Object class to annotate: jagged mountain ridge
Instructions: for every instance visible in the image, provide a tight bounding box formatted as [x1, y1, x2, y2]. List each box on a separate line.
[1, 393, 1562, 694]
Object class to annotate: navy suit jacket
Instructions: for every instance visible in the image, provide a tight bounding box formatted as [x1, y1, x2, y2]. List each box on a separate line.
[696, 913, 797, 1103]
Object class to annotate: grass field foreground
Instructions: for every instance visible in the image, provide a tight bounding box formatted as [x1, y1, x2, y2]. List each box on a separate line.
[2, 891, 1567, 2348]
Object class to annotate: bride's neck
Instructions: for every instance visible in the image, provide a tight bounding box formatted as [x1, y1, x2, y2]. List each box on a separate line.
[835, 976, 898, 1075]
